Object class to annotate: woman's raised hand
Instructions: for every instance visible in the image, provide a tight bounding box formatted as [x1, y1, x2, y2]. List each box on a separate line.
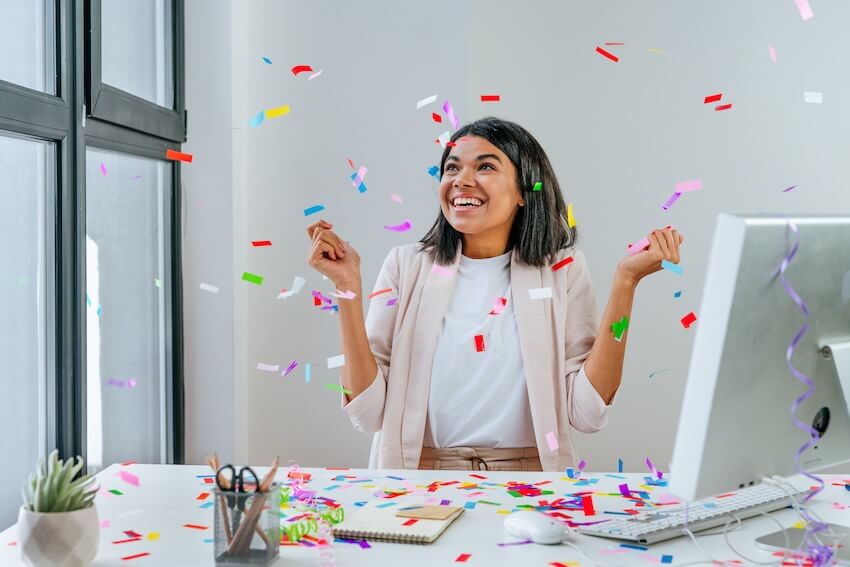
[616, 227, 684, 285]
[306, 219, 362, 289]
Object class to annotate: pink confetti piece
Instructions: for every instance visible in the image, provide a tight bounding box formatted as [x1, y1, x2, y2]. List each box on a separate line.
[489, 297, 507, 316]
[442, 100, 460, 129]
[330, 289, 357, 299]
[545, 431, 559, 452]
[768, 45, 777, 63]
[384, 219, 412, 232]
[389, 193, 403, 203]
[795, 0, 813, 20]
[100, 520, 111, 529]
[661, 192, 682, 211]
[100, 162, 107, 175]
[674, 179, 702, 193]
[628, 237, 651, 256]
[431, 265, 455, 276]
[351, 166, 368, 189]
[118, 470, 140, 487]
[126, 378, 137, 388]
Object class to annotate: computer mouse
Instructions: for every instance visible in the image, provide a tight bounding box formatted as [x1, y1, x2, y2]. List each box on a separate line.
[503, 511, 569, 545]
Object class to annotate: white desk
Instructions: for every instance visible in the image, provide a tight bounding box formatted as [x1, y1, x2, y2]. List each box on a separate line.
[1, 465, 848, 566]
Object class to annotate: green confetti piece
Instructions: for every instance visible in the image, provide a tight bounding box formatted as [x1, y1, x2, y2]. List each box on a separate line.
[324, 383, 353, 395]
[611, 315, 630, 342]
[532, 181, 542, 191]
[109, 489, 123, 496]
[242, 272, 264, 285]
[478, 500, 501, 506]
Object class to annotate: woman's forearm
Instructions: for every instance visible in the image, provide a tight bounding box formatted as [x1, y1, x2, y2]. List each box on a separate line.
[583, 271, 638, 404]
[337, 278, 379, 402]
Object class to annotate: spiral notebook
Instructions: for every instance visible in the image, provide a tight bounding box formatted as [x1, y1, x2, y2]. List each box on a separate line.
[331, 505, 464, 544]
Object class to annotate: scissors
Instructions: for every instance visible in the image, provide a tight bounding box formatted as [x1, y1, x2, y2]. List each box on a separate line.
[216, 465, 260, 534]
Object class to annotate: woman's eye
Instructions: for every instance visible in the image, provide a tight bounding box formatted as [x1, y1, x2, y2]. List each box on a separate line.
[480, 163, 495, 170]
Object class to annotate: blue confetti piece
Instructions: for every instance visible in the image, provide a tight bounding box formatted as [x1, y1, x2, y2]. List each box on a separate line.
[204, 538, 215, 543]
[323, 484, 341, 491]
[620, 543, 649, 551]
[464, 501, 477, 510]
[566, 468, 575, 479]
[427, 165, 439, 178]
[376, 502, 396, 509]
[386, 475, 404, 481]
[96, 305, 102, 317]
[845, 484, 850, 492]
[262, 56, 273, 64]
[354, 501, 368, 507]
[304, 204, 325, 216]
[398, 506, 422, 511]
[618, 458, 623, 473]
[661, 259, 683, 275]
[350, 172, 367, 193]
[199, 501, 214, 509]
[86, 294, 92, 306]
[662, 555, 674, 564]
[249, 110, 265, 128]
[305, 362, 311, 383]
[674, 290, 682, 298]
[606, 473, 627, 479]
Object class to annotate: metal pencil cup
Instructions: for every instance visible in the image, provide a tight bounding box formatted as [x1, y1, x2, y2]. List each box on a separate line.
[213, 484, 280, 565]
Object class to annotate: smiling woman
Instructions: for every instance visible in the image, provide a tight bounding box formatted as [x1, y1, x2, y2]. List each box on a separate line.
[306, 116, 684, 472]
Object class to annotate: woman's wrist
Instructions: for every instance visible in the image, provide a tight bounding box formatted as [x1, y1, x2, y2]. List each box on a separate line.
[613, 266, 639, 291]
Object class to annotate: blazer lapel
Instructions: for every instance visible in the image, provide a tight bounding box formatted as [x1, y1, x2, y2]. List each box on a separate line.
[511, 252, 560, 471]
[400, 246, 463, 468]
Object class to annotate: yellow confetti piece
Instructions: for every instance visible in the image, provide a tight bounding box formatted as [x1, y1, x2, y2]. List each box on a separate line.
[567, 203, 576, 228]
[147, 532, 160, 541]
[792, 520, 806, 529]
[265, 104, 291, 119]
[647, 47, 672, 58]
[496, 509, 511, 515]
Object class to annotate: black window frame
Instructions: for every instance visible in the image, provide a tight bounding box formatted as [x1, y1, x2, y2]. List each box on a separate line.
[0, 0, 185, 470]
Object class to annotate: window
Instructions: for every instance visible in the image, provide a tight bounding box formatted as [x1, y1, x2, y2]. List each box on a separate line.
[0, 1, 56, 94]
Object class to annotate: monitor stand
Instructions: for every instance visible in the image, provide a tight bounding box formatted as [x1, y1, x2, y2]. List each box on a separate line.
[754, 340, 850, 564]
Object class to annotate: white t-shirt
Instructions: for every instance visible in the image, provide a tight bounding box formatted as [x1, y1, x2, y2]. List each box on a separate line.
[425, 251, 536, 448]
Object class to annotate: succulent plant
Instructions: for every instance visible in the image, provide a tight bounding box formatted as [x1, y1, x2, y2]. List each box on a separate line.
[21, 449, 98, 513]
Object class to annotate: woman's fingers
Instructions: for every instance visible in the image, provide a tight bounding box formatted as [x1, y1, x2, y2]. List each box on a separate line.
[659, 229, 679, 264]
[309, 238, 338, 263]
[312, 227, 346, 257]
[649, 231, 669, 261]
[306, 219, 333, 240]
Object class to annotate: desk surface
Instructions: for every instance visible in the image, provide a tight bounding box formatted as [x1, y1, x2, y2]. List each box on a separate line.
[1, 465, 848, 566]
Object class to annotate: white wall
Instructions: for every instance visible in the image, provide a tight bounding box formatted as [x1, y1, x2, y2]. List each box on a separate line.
[183, 0, 850, 472]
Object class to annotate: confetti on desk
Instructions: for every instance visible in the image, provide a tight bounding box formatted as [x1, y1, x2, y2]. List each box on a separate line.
[117, 470, 140, 487]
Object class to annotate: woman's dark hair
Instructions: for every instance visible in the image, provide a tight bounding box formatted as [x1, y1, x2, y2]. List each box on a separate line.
[418, 116, 577, 267]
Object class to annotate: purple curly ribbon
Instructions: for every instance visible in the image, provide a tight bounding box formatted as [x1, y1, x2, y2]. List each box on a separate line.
[777, 221, 834, 566]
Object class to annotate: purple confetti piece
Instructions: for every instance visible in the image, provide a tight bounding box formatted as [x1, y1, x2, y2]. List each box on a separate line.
[283, 360, 298, 377]
[661, 191, 682, 210]
[108, 378, 125, 388]
[100, 162, 107, 175]
[782, 185, 797, 193]
[127, 378, 137, 388]
[442, 100, 459, 130]
[384, 219, 412, 232]
[498, 540, 533, 546]
[312, 290, 332, 304]
[385, 297, 398, 307]
[618, 483, 631, 497]
[577, 459, 586, 472]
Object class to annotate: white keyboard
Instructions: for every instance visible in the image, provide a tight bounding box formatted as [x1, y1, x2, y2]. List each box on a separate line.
[578, 482, 809, 545]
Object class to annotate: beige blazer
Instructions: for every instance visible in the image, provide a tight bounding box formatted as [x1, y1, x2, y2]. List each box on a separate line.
[341, 242, 614, 471]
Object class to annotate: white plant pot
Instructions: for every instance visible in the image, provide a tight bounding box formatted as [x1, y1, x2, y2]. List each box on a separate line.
[17, 505, 99, 567]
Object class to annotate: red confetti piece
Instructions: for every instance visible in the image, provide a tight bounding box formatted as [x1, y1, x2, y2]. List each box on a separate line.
[288, 471, 312, 481]
[203, 477, 213, 484]
[551, 256, 574, 271]
[112, 537, 142, 544]
[124, 530, 143, 538]
[183, 524, 208, 530]
[595, 46, 619, 62]
[291, 65, 313, 76]
[251, 240, 272, 247]
[456, 553, 472, 562]
[165, 149, 193, 163]
[196, 492, 210, 500]
[446, 141, 457, 147]
[368, 288, 393, 300]
[715, 103, 733, 111]
[402, 519, 418, 526]
[704, 93, 723, 104]
[581, 495, 595, 516]
[681, 311, 697, 328]
[480, 94, 500, 102]
[470, 473, 487, 479]
[314, 296, 322, 306]
[604, 42, 625, 46]
[432, 112, 442, 123]
[474, 334, 485, 352]
[121, 552, 151, 561]
[121, 460, 137, 466]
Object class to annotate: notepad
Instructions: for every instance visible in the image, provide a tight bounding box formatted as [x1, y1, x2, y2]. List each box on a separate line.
[331, 505, 464, 544]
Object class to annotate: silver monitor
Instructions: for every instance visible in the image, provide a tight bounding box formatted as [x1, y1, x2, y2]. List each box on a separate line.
[669, 213, 850, 502]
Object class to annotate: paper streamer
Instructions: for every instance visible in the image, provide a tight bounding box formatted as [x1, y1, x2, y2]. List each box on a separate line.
[777, 220, 834, 566]
[384, 219, 412, 232]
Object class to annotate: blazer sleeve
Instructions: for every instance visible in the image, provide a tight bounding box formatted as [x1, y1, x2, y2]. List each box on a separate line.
[563, 249, 614, 433]
[340, 246, 400, 433]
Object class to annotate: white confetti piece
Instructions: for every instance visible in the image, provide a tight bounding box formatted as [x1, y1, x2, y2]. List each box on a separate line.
[200, 282, 219, 294]
[437, 130, 451, 148]
[257, 363, 280, 372]
[529, 287, 553, 300]
[804, 91, 823, 104]
[416, 94, 438, 109]
[327, 354, 346, 369]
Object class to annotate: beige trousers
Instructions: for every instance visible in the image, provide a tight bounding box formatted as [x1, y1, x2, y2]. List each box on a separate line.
[418, 446, 542, 471]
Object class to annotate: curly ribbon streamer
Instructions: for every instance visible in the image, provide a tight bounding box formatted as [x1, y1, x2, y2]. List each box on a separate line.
[279, 465, 344, 545]
[777, 220, 834, 566]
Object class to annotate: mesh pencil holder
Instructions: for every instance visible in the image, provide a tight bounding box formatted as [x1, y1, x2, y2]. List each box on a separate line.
[213, 484, 280, 565]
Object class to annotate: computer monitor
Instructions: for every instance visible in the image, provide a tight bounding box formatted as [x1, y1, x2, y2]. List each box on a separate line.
[669, 213, 850, 502]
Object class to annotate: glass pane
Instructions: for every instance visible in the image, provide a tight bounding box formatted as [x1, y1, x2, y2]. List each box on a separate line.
[0, 132, 52, 529]
[101, 0, 174, 108]
[0, 0, 56, 93]
[86, 148, 170, 472]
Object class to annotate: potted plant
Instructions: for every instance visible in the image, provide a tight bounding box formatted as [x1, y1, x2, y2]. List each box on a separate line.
[17, 449, 99, 567]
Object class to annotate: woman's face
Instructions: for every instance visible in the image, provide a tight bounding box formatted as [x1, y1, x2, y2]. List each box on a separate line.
[438, 136, 524, 238]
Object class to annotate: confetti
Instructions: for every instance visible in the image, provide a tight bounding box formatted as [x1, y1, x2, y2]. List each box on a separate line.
[304, 205, 325, 216]
[389, 194, 403, 203]
[330, 290, 357, 300]
[402, 519, 418, 527]
[704, 93, 723, 104]
[368, 288, 393, 300]
[278, 276, 306, 299]
[327, 354, 345, 369]
[442, 100, 459, 129]
[567, 203, 576, 228]
[489, 297, 507, 316]
[804, 91, 823, 104]
[432, 112, 442, 123]
[611, 315, 629, 342]
[436, 130, 451, 148]
[416, 94, 437, 109]
[474, 334, 486, 352]
[674, 179, 702, 193]
[108, 378, 126, 388]
[551, 256, 574, 271]
[109, 489, 123, 495]
[431, 265, 455, 276]
[532, 181, 542, 192]
[120, 553, 151, 561]
[619, 483, 631, 497]
[782, 185, 797, 193]
[265, 104, 291, 119]
[545, 431, 559, 452]
[384, 219, 412, 232]
[649, 369, 671, 379]
[595, 46, 619, 62]
[794, 0, 813, 20]
[715, 103, 733, 111]
[529, 287, 553, 300]
[249, 110, 265, 128]
[283, 360, 298, 377]
[307, 70, 323, 80]
[480, 94, 500, 102]
[618, 458, 624, 473]
[647, 48, 672, 58]
[661, 192, 682, 210]
[305, 363, 312, 383]
[257, 363, 279, 372]
[456, 553, 472, 562]
[241, 272, 264, 285]
[118, 470, 139, 487]
[427, 165, 440, 179]
[352, 166, 368, 190]
[262, 56, 272, 64]
[768, 45, 777, 63]
[661, 260, 683, 275]
[251, 240, 272, 247]
[674, 291, 682, 298]
[147, 532, 160, 541]
[291, 65, 313, 75]
[100, 162, 107, 175]
[681, 311, 697, 329]
[628, 237, 650, 255]
[183, 524, 208, 530]
[165, 149, 192, 163]
[199, 282, 219, 294]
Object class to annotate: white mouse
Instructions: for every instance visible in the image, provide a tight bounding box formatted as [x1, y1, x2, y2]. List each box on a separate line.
[503, 511, 569, 545]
